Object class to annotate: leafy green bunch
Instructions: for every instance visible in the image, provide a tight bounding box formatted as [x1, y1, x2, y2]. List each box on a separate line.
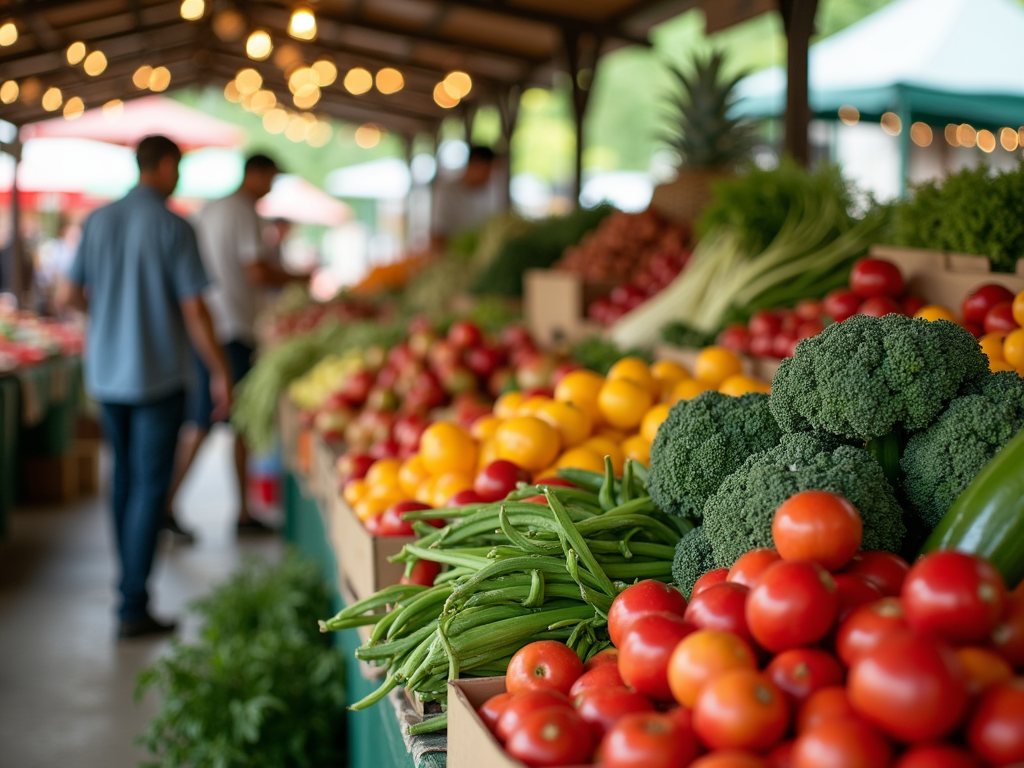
[136, 554, 345, 768]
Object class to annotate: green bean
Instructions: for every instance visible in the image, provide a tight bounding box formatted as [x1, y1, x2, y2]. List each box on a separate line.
[619, 460, 635, 505]
[598, 456, 616, 511]
[555, 467, 605, 494]
[547, 491, 616, 596]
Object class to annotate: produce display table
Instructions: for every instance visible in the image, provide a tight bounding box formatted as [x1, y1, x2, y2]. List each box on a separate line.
[282, 469, 447, 768]
[0, 374, 19, 537]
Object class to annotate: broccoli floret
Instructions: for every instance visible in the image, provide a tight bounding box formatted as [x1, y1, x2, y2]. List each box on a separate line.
[648, 391, 783, 520]
[901, 371, 1024, 529]
[701, 433, 906, 569]
[770, 315, 989, 442]
[672, 526, 716, 599]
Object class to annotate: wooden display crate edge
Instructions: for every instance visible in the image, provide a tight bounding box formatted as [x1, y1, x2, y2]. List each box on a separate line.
[523, 269, 611, 348]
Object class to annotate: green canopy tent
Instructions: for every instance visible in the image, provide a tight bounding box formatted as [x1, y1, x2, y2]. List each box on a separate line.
[733, 0, 1024, 192]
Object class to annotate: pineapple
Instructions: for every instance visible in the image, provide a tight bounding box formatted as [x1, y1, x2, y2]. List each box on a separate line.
[664, 51, 755, 170]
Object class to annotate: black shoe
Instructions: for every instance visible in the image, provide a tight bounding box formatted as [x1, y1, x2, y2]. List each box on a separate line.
[236, 517, 276, 535]
[118, 613, 177, 640]
[162, 516, 196, 544]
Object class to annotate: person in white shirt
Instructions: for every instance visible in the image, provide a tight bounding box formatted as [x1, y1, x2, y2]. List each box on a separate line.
[431, 146, 503, 249]
[167, 154, 307, 538]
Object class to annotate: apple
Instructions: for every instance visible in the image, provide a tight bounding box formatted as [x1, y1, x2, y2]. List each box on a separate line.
[448, 320, 484, 349]
[338, 369, 375, 406]
[386, 343, 414, 369]
[408, 330, 438, 360]
[588, 297, 613, 324]
[440, 365, 479, 396]
[779, 310, 802, 334]
[369, 439, 401, 460]
[454, 395, 493, 430]
[501, 324, 534, 350]
[408, 315, 435, 335]
[366, 386, 399, 412]
[337, 452, 375, 483]
[428, 339, 462, 373]
[465, 345, 505, 379]
[510, 343, 541, 369]
[315, 407, 354, 441]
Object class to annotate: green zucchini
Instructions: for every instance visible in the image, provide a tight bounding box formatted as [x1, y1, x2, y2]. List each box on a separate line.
[921, 426, 1024, 589]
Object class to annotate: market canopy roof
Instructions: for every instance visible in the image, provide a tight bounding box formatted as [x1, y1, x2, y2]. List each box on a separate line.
[20, 95, 245, 150]
[734, 0, 1024, 129]
[0, 0, 772, 136]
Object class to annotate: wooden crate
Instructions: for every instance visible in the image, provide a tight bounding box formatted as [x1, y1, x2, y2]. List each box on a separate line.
[871, 245, 1024, 305]
[524, 269, 613, 348]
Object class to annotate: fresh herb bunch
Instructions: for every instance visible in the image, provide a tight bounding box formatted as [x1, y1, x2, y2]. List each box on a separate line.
[136, 554, 345, 768]
[660, 322, 715, 349]
[892, 163, 1024, 273]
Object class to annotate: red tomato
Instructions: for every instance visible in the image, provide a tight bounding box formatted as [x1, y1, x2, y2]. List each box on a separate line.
[400, 558, 441, 587]
[848, 630, 967, 742]
[989, 595, 1024, 668]
[766, 740, 795, 768]
[719, 324, 752, 354]
[967, 679, 1024, 766]
[985, 302, 1019, 334]
[893, 744, 982, 768]
[600, 711, 701, 768]
[574, 687, 656, 741]
[901, 295, 925, 317]
[505, 706, 594, 768]
[795, 299, 824, 321]
[569, 664, 625, 698]
[746, 561, 838, 653]
[496, 691, 572, 743]
[963, 322, 985, 338]
[692, 669, 790, 752]
[378, 500, 432, 536]
[833, 574, 884, 624]
[749, 311, 783, 337]
[964, 284, 1015, 324]
[772, 331, 799, 359]
[474, 460, 531, 503]
[690, 751, 768, 768]
[901, 551, 1007, 645]
[583, 648, 618, 672]
[448, 488, 482, 506]
[728, 548, 781, 588]
[795, 320, 824, 341]
[750, 334, 775, 358]
[608, 581, 689, 649]
[824, 290, 861, 323]
[858, 296, 903, 318]
[765, 649, 844, 706]
[955, 646, 1014, 697]
[617, 612, 696, 702]
[447, 320, 483, 349]
[791, 719, 892, 768]
[365, 513, 383, 536]
[850, 258, 904, 299]
[693, 568, 730, 597]
[685, 582, 755, 647]
[835, 598, 907, 667]
[840, 551, 909, 597]
[771, 491, 863, 571]
[506, 640, 583, 697]
[478, 692, 515, 734]
[796, 686, 858, 734]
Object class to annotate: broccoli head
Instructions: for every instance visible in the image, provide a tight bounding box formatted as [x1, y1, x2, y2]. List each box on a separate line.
[701, 432, 906, 569]
[648, 391, 783, 520]
[672, 525, 716, 599]
[901, 371, 1024, 530]
[770, 315, 989, 442]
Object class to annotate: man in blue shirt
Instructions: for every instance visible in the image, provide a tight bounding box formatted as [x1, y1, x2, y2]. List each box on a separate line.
[56, 135, 231, 639]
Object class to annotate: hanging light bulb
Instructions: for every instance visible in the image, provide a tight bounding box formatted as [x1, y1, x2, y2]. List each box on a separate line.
[0, 80, 18, 104]
[63, 96, 85, 120]
[133, 65, 153, 89]
[312, 59, 337, 87]
[66, 41, 86, 65]
[376, 68, 404, 95]
[83, 51, 107, 76]
[41, 86, 63, 112]
[180, 0, 204, 20]
[0, 22, 17, 47]
[288, 8, 317, 40]
[246, 30, 273, 61]
[103, 99, 124, 121]
[149, 66, 171, 92]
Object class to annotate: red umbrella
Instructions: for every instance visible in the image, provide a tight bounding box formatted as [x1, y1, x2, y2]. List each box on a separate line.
[20, 95, 245, 151]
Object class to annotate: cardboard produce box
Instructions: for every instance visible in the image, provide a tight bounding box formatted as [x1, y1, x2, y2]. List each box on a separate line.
[277, 394, 302, 473]
[448, 677, 589, 768]
[310, 433, 344, 509]
[524, 269, 613, 348]
[870, 245, 1024, 305]
[327, 491, 416, 603]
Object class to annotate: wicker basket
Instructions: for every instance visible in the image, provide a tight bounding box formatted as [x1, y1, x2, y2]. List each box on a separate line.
[650, 166, 731, 225]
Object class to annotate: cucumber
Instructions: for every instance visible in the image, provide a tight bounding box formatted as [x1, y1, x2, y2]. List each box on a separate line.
[921, 427, 1024, 589]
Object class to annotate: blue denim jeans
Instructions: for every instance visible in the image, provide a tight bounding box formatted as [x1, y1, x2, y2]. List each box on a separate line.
[101, 390, 185, 622]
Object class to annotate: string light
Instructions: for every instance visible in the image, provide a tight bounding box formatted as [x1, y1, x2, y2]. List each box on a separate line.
[288, 66, 317, 94]
[236, 68, 263, 94]
[293, 87, 321, 109]
[83, 51, 107, 76]
[224, 81, 241, 102]
[250, 89, 276, 115]
[41, 86, 63, 112]
[910, 122, 932, 147]
[1000, 127, 1019, 152]
[977, 129, 996, 153]
[133, 65, 153, 89]
[0, 80, 18, 104]
[263, 108, 289, 134]
[344, 67, 372, 95]
[103, 99, 123, 121]
[246, 30, 273, 61]
[312, 59, 337, 87]
[838, 105, 859, 125]
[307, 121, 333, 147]
[355, 124, 382, 148]
[63, 96, 84, 120]
[433, 82, 458, 108]
[443, 71, 472, 99]
[66, 41, 86, 65]
[880, 112, 902, 136]
[149, 66, 171, 92]
[212, 8, 245, 41]
[19, 78, 41, 103]
[376, 68, 404, 95]
[285, 115, 309, 142]
[944, 124, 960, 146]
[288, 8, 317, 40]
[957, 124, 977, 148]
[180, 0, 204, 20]
[0, 22, 17, 47]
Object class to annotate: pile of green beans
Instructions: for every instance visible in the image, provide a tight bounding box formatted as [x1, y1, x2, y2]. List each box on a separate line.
[319, 460, 690, 725]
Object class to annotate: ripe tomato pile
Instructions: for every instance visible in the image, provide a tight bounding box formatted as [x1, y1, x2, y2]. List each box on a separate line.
[475, 490, 1024, 768]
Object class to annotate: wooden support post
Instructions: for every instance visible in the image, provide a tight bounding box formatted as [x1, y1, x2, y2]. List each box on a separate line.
[496, 84, 522, 211]
[1, 139, 24, 297]
[563, 28, 602, 206]
[779, 0, 819, 166]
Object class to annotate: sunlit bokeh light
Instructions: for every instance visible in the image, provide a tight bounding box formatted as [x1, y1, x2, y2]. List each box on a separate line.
[41, 87, 63, 112]
[944, 124, 959, 146]
[236, 68, 262, 94]
[957, 124, 977, 148]
[133, 65, 153, 89]
[273, 43, 302, 71]
[0, 22, 17, 47]
[0, 80, 18, 104]
[433, 82, 459, 108]
[312, 59, 337, 87]
[289, 8, 317, 40]
[63, 96, 84, 120]
[344, 67, 372, 95]
[285, 115, 309, 142]
[246, 30, 273, 61]
[66, 41, 86, 65]
[250, 89, 276, 115]
[288, 66, 317, 94]
[355, 124, 381, 148]
[977, 129, 996, 153]
[103, 99, 123, 121]
[1000, 127, 1019, 152]
[19, 77, 40, 103]
[223, 80, 241, 102]
[213, 8, 245, 41]
[149, 66, 171, 92]
[880, 112, 902, 136]
[443, 71, 472, 99]
[910, 122, 932, 147]
[376, 68, 404, 95]
[293, 87, 321, 110]
[84, 51, 107, 76]
[838, 105, 859, 125]
[180, 0, 204, 21]
[263, 108, 289, 134]
[307, 121, 333, 147]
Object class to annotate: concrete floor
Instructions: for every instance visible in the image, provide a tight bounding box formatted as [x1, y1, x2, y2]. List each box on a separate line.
[0, 428, 282, 768]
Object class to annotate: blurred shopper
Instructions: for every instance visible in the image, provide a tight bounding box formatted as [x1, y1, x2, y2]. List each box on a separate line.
[55, 135, 231, 639]
[166, 155, 306, 538]
[431, 145, 502, 248]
